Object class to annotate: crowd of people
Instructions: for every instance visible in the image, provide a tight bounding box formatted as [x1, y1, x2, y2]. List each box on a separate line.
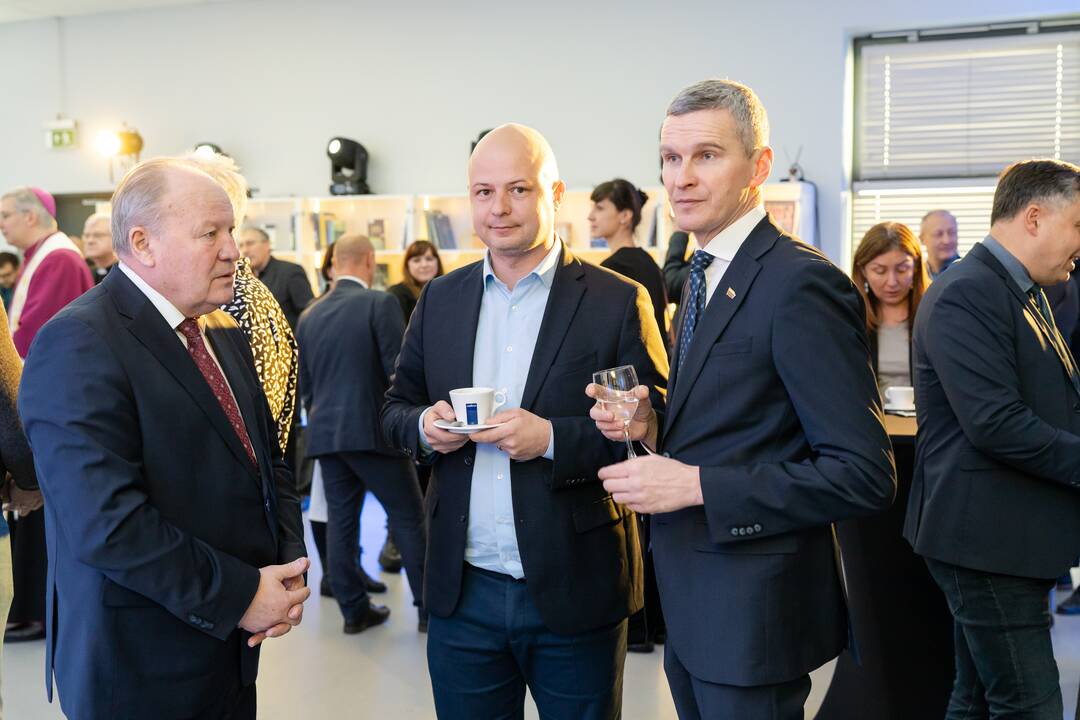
[0, 76, 1075, 720]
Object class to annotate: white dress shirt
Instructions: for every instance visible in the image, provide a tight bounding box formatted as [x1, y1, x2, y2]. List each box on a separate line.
[699, 205, 766, 306]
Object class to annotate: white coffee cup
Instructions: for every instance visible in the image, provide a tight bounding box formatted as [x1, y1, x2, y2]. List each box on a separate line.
[449, 387, 507, 426]
[884, 385, 915, 409]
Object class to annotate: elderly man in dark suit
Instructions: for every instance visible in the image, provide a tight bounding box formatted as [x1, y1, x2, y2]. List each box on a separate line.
[19, 158, 309, 720]
[296, 232, 426, 633]
[382, 123, 668, 719]
[591, 79, 896, 719]
[905, 159, 1080, 720]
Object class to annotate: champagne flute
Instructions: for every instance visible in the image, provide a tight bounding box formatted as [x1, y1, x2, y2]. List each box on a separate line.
[593, 365, 640, 459]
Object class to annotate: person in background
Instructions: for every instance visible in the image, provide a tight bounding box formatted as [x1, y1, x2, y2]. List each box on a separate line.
[0, 186, 92, 643]
[387, 240, 444, 323]
[906, 159, 1080, 719]
[851, 222, 930, 395]
[662, 230, 692, 306]
[82, 212, 117, 284]
[238, 226, 313, 330]
[0, 301, 42, 719]
[920, 210, 960, 280]
[590, 179, 669, 342]
[297, 233, 426, 633]
[0, 255, 18, 311]
[381, 240, 445, 572]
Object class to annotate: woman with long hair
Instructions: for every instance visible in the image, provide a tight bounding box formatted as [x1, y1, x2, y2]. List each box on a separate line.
[387, 240, 443, 323]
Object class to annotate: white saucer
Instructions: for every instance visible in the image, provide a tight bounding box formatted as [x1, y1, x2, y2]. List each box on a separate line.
[883, 402, 916, 416]
[434, 419, 505, 434]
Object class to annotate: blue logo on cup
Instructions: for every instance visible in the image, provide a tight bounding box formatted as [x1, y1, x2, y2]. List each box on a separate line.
[466, 403, 479, 425]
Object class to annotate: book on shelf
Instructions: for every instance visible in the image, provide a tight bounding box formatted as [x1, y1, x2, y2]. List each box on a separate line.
[310, 212, 344, 249]
[368, 219, 386, 250]
[424, 210, 457, 249]
[373, 263, 389, 290]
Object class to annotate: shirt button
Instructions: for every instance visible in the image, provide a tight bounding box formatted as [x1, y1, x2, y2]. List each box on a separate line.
[497, 473, 504, 480]
[511, 305, 518, 311]
[506, 346, 513, 352]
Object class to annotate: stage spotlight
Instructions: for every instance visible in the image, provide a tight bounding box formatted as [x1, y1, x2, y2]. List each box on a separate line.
[326, 136, 370, 195]
[193, 142, 226, 158]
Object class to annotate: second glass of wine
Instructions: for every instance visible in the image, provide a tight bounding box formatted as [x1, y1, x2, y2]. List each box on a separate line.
[593, 365, 640, 459]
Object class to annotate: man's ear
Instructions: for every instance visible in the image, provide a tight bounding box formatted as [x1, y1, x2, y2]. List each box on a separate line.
[551, 179, 566, 212]
[127, 227, 156, 267]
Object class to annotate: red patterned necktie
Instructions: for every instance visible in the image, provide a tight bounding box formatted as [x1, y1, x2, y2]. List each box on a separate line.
[177, 317, 258, 467]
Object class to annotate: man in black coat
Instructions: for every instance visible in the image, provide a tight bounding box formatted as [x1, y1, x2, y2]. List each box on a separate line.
[592, 79, 896, 719]
[905, 159, 1080, 719]
[296, 233, 426, 633]
[381, 124, 668, 719]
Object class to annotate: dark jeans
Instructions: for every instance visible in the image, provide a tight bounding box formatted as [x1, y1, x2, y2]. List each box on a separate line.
[926, 558, 1063, 719]
[663, 639, 810, 720]
[320, 451, 425, 619]
[427, 563, 627, 720]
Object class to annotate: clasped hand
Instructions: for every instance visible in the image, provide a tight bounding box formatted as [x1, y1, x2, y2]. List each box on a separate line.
[239, 556, 311, 647]
[0, 473, 43, 516]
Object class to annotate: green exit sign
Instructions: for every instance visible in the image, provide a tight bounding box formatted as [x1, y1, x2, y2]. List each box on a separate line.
[44, 119, 78, 150]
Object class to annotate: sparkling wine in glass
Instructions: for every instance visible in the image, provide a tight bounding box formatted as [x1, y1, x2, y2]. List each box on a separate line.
[593, 365, 640, 459]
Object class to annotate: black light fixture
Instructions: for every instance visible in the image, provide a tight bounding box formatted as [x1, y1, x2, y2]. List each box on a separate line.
[326, 136, 370, 195]
[193, 142, 227, 158]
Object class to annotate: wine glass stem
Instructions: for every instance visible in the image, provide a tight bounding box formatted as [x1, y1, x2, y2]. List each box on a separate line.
[623, 421, 636, 459]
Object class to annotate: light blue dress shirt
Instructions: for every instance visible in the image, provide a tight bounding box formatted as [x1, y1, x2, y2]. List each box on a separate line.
[420, 240, 561, 579]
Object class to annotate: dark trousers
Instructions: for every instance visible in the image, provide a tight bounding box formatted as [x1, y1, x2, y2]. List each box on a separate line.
[926, 558, 1063, 719]
[427, 563, 627, 720]
[320, 451, 425, 619]
[663, 641, 810, 720]
[193, 681, 256, 720]
[7, 510, 46, 624]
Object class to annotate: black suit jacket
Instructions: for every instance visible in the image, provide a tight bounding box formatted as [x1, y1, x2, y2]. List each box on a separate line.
[381, 246, 668, 636]
[904, 242, 1080, 579]
[297, 279, 405, 457]
[654, 217, 896, 686]
[18, 269, 306, 719]
[258, 255, 314, 329]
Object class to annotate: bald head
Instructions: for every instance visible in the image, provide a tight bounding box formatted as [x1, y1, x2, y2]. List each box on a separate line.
[920, 209, 959, 273]
[469, 123, 560, 187]
[332, 233, 376, 285]
[467, 123, 565, 264]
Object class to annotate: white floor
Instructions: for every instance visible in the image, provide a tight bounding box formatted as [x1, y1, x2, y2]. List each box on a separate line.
[3, 497, 1077, 719]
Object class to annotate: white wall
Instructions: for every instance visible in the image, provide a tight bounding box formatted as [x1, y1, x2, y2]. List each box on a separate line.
[1, 0, 1076, 262]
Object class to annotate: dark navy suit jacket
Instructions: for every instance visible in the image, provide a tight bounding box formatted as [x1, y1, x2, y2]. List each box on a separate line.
[905, 242, 1080, 579]
[296, 278, 405, 457]
[18, 268, 306, 719]
[654, 216, 896, 686]
[381, 246, 668, 636]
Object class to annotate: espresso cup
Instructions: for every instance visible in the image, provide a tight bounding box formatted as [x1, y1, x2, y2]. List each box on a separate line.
[449, 387, 508, 426]
[885, 385, 915, 408]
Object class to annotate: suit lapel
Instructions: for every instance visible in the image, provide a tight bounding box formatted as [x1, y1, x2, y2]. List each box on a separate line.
[520, 248, 586, 412]
[970, 244, 1080, 399]
[105, 271, 262, 476]
[664, 219, 779, 433]
[454, 263, 485, 391]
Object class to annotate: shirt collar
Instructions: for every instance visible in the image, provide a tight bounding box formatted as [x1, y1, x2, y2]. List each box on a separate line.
[336, 275, 368, 289]
[982, 235, 1036, 295]
[483, 236, 562, 289]
[699, 205, 766, 263]
[117, 261, 188, 330]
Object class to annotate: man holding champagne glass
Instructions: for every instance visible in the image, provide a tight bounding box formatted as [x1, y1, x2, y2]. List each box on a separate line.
[382, 123, 667, 719]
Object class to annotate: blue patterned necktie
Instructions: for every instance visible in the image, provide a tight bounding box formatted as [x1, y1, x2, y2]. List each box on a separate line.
[676, 250, 715, 375]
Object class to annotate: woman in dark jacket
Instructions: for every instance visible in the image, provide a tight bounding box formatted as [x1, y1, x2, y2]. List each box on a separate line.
[387, 240, 443, 324]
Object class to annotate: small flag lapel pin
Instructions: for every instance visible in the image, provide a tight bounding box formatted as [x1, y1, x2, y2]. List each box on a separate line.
[726, 287, 736, 300]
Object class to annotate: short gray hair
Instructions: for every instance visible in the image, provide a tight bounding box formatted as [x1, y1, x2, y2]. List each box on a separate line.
[1, 187, 56, 230]
[111, 157, 212, 256]
[83, 212, 111, 232]
[666, 79, 770, 157]
[240, 225, 270, 244]
[991, 159, 1080, 225]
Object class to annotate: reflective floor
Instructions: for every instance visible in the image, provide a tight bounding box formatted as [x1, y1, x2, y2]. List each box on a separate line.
[4, 496, 1077, 719]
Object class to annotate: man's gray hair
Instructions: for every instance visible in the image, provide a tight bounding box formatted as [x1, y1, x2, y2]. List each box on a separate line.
[1, 187, 56, 230]
[666, 79, 770, 157]
[83, 212, 111, 231]
[991, 159, 1080, 225]
[111, 157, 212, 256]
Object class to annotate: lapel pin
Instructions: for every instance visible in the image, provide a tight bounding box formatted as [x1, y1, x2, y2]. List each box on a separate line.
[726, 287, 736, 300]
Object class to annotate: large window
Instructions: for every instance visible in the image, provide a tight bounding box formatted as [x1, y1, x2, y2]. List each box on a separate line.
[851, 18, 1080, 255]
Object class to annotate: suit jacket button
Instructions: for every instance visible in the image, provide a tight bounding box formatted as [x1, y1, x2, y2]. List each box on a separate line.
[662, 452, 671, 458]
[730, 528, 739, 537]
[459, 515, 466, 523]
[753, 524, 762, 532]
[188, 614, 199, 624]
[738, 528, 747, 536]
[464, 457, 472, 466]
